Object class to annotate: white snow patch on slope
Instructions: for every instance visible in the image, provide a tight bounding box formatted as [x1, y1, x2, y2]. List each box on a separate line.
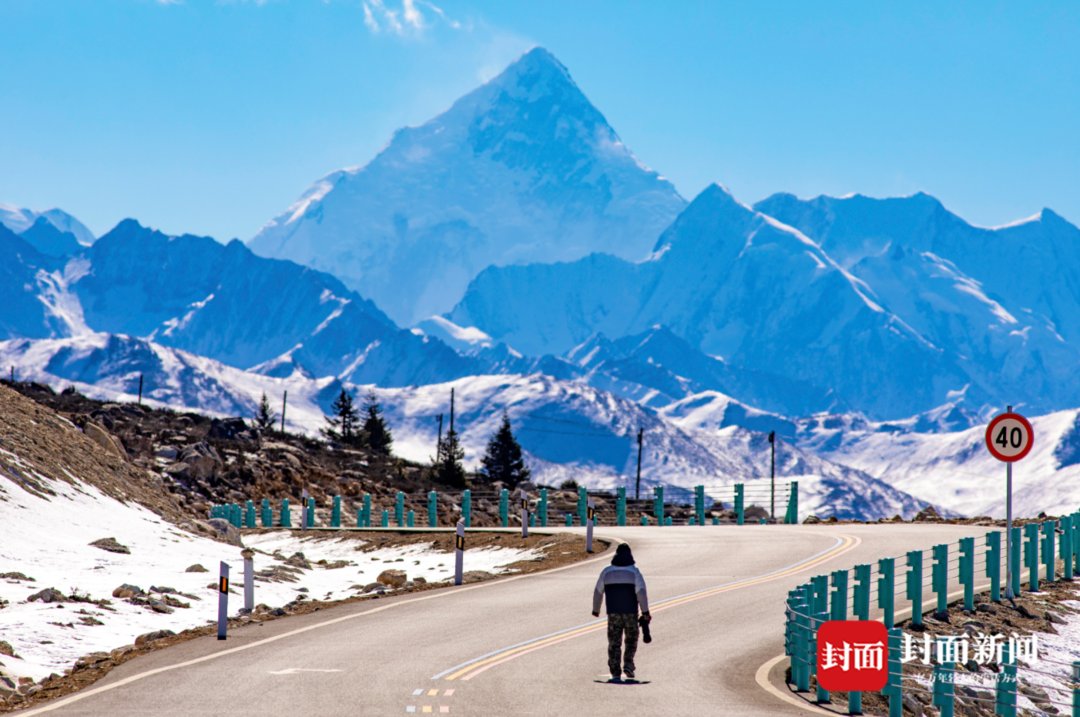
[0, 467, 537, 683]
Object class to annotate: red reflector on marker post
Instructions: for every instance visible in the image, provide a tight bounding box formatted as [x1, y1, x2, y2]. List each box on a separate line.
[217, 561, 230, 641]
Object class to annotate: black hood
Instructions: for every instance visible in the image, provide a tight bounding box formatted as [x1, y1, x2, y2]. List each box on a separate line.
[611, 543, 635, 566]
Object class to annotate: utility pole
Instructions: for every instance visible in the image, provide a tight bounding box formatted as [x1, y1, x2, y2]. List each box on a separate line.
[137, 373, 144, 405]
[436, 413, 444, 462]
[635, 427, 643, 501]
[769, 431, 776, 520]
[280, 390, 288, 434]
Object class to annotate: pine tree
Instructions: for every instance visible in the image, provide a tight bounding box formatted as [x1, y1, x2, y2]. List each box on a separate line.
[435, 427, 466, 488]
[322, 388, 361, 446]
[254, 392, 277, 432]
[361, 391, 393, 455]
[479, 413, 530, 488]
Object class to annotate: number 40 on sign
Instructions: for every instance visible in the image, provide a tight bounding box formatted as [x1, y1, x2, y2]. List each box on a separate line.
[985, 412, 1034, 462]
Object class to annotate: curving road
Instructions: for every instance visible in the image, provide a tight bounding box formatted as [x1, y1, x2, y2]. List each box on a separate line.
[17, 524, 985, 716]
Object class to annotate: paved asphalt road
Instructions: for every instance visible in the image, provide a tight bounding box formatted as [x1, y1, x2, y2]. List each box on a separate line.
[18, 524, 988, 716]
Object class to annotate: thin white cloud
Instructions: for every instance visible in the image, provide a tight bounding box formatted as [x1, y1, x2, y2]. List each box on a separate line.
[361, 0, 460, 36]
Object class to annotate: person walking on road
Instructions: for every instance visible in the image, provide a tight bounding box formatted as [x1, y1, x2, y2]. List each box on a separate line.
[592, 543, 650, 681]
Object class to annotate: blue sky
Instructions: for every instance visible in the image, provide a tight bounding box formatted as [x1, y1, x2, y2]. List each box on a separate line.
[1, 1, 1078, 239]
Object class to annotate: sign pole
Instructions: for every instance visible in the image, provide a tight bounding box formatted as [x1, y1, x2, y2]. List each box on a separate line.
[1005, 405, 1013, 599]
[985, 404, 1032, 600]
[769, 431, 776, 521]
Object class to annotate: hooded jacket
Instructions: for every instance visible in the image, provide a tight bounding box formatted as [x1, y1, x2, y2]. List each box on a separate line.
[592, 544, 649, 615]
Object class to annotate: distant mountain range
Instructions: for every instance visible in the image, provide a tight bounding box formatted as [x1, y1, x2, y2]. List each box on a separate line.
[450, 185, 1080, 420]
[3, 46, 1079, 520]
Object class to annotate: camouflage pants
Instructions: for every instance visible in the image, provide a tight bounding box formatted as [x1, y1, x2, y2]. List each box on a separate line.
[607, 612, 639, 677]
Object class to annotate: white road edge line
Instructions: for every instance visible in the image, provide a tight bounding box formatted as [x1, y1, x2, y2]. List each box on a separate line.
[15, 538, 616, 716]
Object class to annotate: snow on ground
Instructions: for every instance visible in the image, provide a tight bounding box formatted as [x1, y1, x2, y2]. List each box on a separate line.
[1018, 598, 1080, 713]
[0, 467, 539, 683]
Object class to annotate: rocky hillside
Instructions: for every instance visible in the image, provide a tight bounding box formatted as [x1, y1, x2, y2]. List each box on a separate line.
[0, 381, 603, 528]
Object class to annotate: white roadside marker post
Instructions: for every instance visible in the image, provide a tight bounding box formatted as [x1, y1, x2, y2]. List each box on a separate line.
[519, 487, 529, 539]
[217, 561, 230, 640]
[586, 498, 595, 554]
[454, 519, 465, 586]
[242, 548, 254, 613]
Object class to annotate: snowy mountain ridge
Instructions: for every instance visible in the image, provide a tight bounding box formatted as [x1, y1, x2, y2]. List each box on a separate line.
[249, 47, 685, 325]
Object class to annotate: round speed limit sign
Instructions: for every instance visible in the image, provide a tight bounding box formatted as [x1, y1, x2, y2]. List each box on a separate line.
[985, 412, 1034, 462]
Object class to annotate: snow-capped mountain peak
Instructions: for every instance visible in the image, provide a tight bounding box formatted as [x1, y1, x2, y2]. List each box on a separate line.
[249, 48, 685, 326]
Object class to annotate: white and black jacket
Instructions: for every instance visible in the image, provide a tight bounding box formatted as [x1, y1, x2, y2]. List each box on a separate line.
[593, 564, 649, 615]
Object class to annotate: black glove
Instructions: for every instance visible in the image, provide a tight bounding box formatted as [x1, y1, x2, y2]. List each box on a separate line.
[639, 613, 652, 643]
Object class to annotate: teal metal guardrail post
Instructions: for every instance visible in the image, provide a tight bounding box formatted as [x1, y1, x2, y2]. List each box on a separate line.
[1024, 523, 1039, 591]
[499, 488, 509, 527]
[428, 491, 438, 527]
[694, 485, 705, 526]
[280, 498, 291, 528]
[734, 483, 745, 526]
[565, 513, 573, 527]
[959, 537, 975, 611]
[986, 531, 1002, 602]
[395, 491, 405, 527]
[653, 485, 664, 525]
[578, 486, 587, 525]
[261, 498, 272, 527]
[305, 497, 315, 527]
[996, 641, 1017, 717]
[538, 488, 548, 527]
[462, 489, 472, 527]
[830, 569, 848, 621]
[849, 564, 871, 716]
[932, 637, 956, 717]
[784, 590, 797, 684]
[1071, 661, 1079, 717]
[245, 500, 256, 528]
[689, 516, 696, 526]
[616, 486, 626, 526]
[932, 543, 948, 616]
[1043, 519, 1056, 583]
[331, 495, 341, 528]
[407, 510, 415, 528]
[234, 503, 243, 528]
[884, 628, 902, 717]
[640, 515, 648, 526]
[1073, 511, 1080, 575]
[1062, 515, 1075, 581]
[362, 493, 371, 527]
[665, 516, 673, 526]
[1009, 525, 1022, 597]
[813, 603, 830, 705]
[906, 550, 924, 627]
[787, 480, 799, 524]
[878, 557, 895, 628]
[356, 507, 364, 528]
[380, 509, 389, 528]
[789, 588, 811, 692]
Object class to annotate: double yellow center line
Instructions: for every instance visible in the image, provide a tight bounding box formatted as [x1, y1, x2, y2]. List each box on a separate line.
[439, 533, 860, 682]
